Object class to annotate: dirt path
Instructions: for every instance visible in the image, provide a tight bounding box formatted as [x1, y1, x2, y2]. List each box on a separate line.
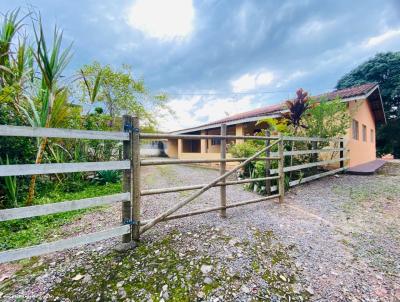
[1, 165, 399, 301]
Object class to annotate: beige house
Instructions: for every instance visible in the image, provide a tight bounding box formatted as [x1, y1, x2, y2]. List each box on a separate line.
[167, 83, 386, 168]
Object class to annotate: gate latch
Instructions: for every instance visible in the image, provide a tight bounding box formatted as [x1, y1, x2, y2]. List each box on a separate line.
[124, 124, 140, 133]
[123, 218, 140, 225]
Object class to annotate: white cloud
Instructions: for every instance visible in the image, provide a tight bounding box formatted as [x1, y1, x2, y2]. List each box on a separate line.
[231, 71, 274, 93]
[158, 95, 258, 131]
[126, 0, 195, 40]
[195, 96, 255, 122]
[276, 70, 307, 88]
[158, 96, 200, 131]
[364, 28, 400, 48]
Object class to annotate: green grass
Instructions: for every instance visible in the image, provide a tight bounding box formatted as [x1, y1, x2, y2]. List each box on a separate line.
[0, 182, 122, 251]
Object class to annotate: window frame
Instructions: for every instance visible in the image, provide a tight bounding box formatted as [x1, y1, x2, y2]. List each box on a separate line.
[211, 138, 221, 146]
[362, 124, 367, 142]
[352, 119, 359, 140]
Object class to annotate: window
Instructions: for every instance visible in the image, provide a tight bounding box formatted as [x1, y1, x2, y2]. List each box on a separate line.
[211, 138, 221, 145]
[370, 129, 374, 143]
[362, 124, 367, 142]
[352, 119, 359, 140]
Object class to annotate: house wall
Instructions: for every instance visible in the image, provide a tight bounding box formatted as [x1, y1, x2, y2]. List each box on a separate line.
[346, 99, 376, 167]
[206, 128, 221, 153]
[167, 139, 178, 158]
[167, 100, 377, 168]
[235, 123, 245, 144]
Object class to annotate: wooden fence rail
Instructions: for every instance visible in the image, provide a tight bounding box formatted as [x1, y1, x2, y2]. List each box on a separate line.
[0, 193, 130, 222]
[0, 226, 130, 263]
[140, 157, 280, 166]
[0, 125, 129, 141]
[0, 120, 347, 263]
[0, 161, 130, 177]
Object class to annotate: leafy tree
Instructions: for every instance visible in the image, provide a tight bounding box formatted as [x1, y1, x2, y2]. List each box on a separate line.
[256, 118, 289, 135]
[302, 97, 350, 142]
[0, 8, 169, 207]
[336, 52, 400, 157]
[78, 62, 168, 127]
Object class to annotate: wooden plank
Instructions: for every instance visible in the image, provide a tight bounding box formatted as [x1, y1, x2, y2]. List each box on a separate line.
[311, 141, 318, 174]
[265, 130, 271, 195]
[220, 124, 227, 218]
[140, 133, 280, 140]
[282, 136, 343, 142]
[122, 115, 132, 243]
[131, 116, 141, 241]
[140, 139, 281, 234]
[140, 176, 280, 196]
[270, 158, 348, 174]
[0, 125, 128, 141]
[282, 148, 344, 156]
[278, 135, 285, 203]
[0, 160, 130, 177]
[0, 193, 130, 221]
[289, 167, 347, 186]
[269, 148, 347, 157]
[0, 225, 130, 263]
[140, 157, 280, 166]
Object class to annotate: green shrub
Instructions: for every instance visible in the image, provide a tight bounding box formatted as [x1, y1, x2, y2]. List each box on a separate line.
[94, 170, 121, 185]
[229, 141, 280, 194]
[0, 181, 122, 250]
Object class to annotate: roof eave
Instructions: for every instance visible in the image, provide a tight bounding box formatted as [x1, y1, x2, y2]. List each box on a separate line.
[171, 113, 284, 134]
[170, 84, 385, 134]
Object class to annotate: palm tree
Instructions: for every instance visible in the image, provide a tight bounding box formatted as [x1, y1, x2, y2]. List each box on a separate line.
[0, 9, 25, 86]
[22, 18, 72, 205]
[0, 9, 33, 112]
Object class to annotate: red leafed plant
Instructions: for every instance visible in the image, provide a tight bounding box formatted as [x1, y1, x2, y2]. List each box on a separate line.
[283, 88, 309, 130]
[283, 88, 312, 176]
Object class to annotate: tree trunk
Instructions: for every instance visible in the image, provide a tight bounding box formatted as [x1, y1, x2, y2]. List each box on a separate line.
[26, 137, 48, 205]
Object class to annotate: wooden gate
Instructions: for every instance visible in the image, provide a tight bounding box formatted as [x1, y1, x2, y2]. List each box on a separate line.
[0, 116, 347, 263]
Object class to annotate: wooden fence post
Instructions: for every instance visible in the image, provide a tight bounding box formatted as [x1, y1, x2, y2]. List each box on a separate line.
[311, 140, 318, 174]
[131, 116, 141, 242]
[220, 124, 227, 218]
[122, 115, 132, 243]
[278, 134, 285, 203]
[265, 130, 271, 195]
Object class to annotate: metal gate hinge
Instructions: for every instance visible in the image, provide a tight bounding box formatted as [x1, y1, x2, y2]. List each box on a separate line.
[124, 124, 140, 133]
[123, 218, 140, 225]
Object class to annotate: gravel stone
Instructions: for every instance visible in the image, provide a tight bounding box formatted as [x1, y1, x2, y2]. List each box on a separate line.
[1, 165, 399, 301]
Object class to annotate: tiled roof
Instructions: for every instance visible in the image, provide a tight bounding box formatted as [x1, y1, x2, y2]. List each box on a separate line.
[173, 83, 379, 133]
[316, 82, 377, 101]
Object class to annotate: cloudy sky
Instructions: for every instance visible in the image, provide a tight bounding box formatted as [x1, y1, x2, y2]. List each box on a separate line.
[4, 0, 400, 130]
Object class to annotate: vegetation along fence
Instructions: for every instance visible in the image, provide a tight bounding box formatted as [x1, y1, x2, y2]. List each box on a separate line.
[0, 116, 347, 263]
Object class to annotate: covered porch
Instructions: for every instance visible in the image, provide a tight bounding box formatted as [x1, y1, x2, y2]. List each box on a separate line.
[166, 122, 264, 160]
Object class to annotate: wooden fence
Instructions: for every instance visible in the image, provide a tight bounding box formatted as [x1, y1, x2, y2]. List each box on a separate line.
[0, 117, 347, 263]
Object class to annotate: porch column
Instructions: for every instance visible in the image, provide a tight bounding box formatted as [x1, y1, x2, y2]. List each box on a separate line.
[201, 130, 207, 153]
[178, 139, 183, 157]
[235, 123, 244, 144]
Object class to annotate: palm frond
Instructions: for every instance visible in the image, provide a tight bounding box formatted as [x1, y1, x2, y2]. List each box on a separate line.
[33, 17, 73, 91]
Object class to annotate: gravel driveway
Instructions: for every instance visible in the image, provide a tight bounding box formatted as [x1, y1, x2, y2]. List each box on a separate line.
[1, 164, 399, 301]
